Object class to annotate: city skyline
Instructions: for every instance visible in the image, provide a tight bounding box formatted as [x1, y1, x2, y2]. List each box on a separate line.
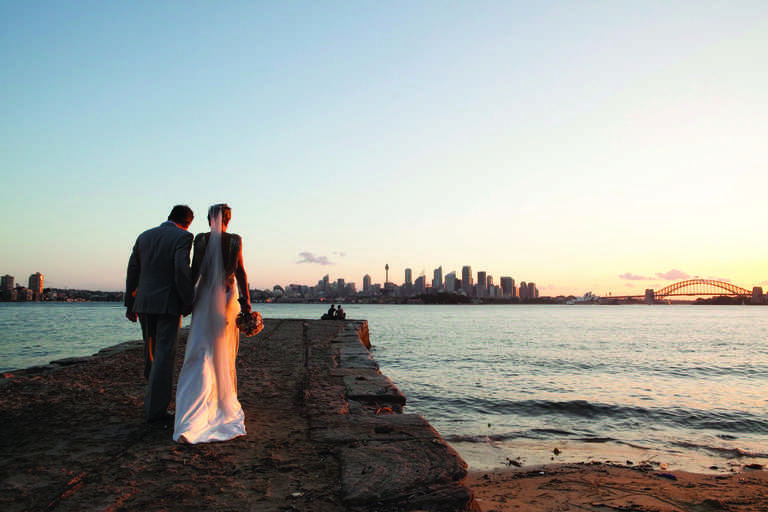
[2, 3, 766, 296]
[4, 262, 764, 302]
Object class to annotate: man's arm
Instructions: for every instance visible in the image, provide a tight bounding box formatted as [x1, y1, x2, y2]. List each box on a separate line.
[174, 231, 195, 313]
[125, 242, 140, 322]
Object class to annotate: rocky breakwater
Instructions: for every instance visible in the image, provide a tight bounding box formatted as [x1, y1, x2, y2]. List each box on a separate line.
[1, 318, 478, 511]
[306, 320, 479, 511]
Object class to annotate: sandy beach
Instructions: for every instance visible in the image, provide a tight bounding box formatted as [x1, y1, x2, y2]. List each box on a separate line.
[467, 464, 768, 511]
[2, 318, 766, 511]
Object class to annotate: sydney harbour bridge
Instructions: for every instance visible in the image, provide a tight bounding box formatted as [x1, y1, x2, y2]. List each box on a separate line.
[609, 279, 764, 304]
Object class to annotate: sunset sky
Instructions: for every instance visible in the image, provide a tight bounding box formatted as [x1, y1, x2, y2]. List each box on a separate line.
[1, 1, 766, 297]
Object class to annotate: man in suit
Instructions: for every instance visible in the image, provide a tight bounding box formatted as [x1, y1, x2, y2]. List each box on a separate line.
[125, 205, 195, 422]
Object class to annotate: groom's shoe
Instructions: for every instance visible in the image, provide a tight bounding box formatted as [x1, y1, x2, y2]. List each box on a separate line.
[147, 411, 174, 424]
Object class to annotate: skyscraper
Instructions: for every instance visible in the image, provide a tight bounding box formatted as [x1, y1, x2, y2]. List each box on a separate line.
[414, 275, 426, 294]
[1, 274, 14, 291]
[477, 271, 487, 297]
[500, 276, 515, 298]
[28, 272, 43, 300]
[432, 266, 443, 291]
[461, 266, 473, 295]
[363, 274, 372, 292]
[404, 268, 413, 296]
[445, 271, 456, 292]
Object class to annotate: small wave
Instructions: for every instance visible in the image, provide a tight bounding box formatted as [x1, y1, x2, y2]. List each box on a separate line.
[672, 441, 768, 460]
[412, 394, 768, 434]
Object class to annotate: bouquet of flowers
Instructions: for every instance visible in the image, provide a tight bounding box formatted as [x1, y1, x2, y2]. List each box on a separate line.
[236, 311, 263, 337]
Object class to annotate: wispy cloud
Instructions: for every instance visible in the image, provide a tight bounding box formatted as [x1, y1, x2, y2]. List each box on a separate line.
[297, 252, 333, 265]
[655, 269, 690, 280]
[618, 272, 654, 281]
[619, 269, 695, 281]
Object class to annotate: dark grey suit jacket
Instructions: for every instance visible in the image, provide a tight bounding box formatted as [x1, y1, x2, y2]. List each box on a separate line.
[125, 221, 194, 316]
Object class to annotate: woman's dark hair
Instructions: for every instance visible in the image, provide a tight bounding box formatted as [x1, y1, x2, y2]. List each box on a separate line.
[208, 203, 232, 227]
[168, 205, 194, 228]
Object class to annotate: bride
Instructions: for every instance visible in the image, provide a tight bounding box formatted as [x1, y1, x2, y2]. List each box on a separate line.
[174, 203, 251, 443]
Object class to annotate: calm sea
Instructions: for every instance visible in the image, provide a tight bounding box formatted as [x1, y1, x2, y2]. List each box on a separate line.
[2, 302, 767, 472]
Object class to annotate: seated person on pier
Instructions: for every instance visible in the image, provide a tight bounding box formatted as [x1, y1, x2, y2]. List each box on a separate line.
[321, 304, 336, 320]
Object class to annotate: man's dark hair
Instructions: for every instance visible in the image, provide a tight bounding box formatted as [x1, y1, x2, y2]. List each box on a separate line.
[168, 205, 194, 228]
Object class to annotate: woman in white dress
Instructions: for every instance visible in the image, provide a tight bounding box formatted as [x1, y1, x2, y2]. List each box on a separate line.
[173, 203, 251, 443]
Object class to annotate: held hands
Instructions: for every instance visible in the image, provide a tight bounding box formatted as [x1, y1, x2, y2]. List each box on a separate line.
[126, 310, 138, 322]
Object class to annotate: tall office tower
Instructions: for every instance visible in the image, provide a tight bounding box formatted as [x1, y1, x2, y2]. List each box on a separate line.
[445, 271, 457, 292]
[28, 272, 43, 300]
[432, 266, 443, 291]
[528, 282, 537, 298]
[1, 274, 14, 291]
[414, 275, 426, 294]
[322, 274, 330, 291]
[477, 271, 487, 297]
[519, 281, 528, 300]
[404, 268, 413, 295]
[461, 266, 473, 295]
[500, 276, 514, 297]
[337, 278, 345, 295]
[363, 274, 372, 292]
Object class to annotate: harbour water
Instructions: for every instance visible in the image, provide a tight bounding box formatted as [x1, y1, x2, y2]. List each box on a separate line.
[2, 302, 767, 473]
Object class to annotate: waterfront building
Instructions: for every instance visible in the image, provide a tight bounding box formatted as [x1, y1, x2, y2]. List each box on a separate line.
[404, 268, 413, 296]
[519, 281, 528, 300]
[414, 275, 426, 295]
[432, 266, 443, 292]
[322, 274, 330, 292]
[337, 278, 345, 296]
[1, 274, 14, 291]
[28, 272, 43, 301]
[444, 271, 457, 293]
[500, 276, 515, 298]
[363, 274, 372, 293]
[477, 271, 487, 298]
[461, 266, 473, 295]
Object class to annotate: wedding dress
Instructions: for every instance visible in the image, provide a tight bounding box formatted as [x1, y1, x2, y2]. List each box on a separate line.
[173, 211, 246, 443]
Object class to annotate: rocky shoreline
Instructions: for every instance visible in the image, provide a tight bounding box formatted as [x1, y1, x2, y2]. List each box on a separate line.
[2, 318, 767, 511]
[1, 319, 478, 511]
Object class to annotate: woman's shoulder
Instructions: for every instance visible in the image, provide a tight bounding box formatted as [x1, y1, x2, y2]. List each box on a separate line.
[224, 232, 242, 244]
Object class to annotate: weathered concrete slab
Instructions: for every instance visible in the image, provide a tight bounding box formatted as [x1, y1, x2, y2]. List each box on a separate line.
[337, 342, 379, 370]
[340, 438, 469, 507]
[2, 318, 478, 512]
[311, 413, 442, 443]
[343, 373, 406, 405]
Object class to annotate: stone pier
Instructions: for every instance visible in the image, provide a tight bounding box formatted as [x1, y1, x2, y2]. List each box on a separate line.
[0, 319, 479, 511]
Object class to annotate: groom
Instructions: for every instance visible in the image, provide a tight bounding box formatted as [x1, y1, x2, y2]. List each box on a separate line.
[125, 205, 195, 422]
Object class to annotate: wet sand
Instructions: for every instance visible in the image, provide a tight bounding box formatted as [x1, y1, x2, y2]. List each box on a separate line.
[2, 318, 766, 511]
[467, 464, 768, 511]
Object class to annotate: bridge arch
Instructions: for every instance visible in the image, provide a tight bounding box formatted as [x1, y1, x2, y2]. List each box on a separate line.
[655, 279, 751, 298]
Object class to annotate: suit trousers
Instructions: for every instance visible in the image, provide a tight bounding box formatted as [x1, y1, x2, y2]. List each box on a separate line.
[139, 313, 181, 421]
